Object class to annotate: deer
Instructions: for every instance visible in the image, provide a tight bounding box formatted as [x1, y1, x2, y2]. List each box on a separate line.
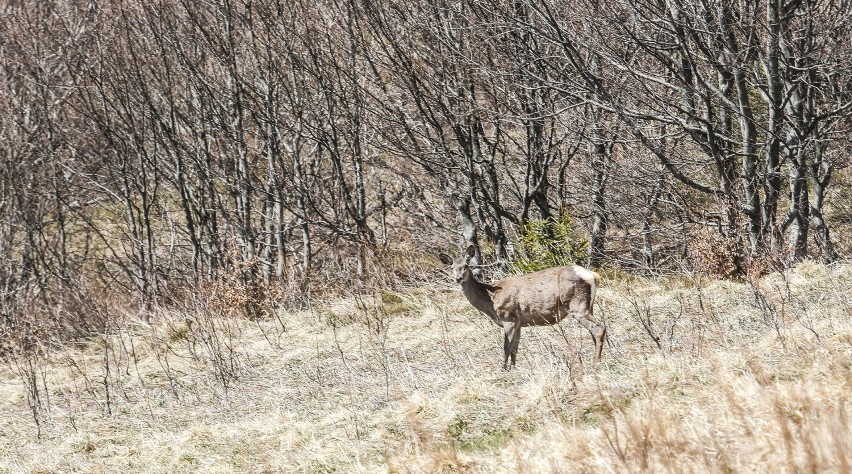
[439, 245, 606, 369]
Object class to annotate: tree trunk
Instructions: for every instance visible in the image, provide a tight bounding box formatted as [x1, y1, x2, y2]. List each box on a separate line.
[589, 140, 609, 268]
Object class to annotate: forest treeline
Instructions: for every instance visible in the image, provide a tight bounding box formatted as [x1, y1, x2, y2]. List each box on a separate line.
[2, 0, 851, 345]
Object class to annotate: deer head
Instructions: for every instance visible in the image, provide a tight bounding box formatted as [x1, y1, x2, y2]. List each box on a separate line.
[438, 245, 476, 283]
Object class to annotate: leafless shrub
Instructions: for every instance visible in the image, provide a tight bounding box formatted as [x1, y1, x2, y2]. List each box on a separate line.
[687, 228, 744, 279]
[746, 272, 793, 352]
[0, 279, 120, 357]
[8, 350, 49, 439]
[625, 290, 662, 351]
[179, 295, 246, 395]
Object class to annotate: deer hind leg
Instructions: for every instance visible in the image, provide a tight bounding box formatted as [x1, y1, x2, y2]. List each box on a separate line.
[502, 322, 521, 370]
[570, 304, 606, 362]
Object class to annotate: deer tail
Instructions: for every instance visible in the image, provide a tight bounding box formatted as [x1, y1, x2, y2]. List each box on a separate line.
[590, 271, 601, 307]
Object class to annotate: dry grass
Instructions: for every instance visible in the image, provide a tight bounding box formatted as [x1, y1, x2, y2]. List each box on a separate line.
[1, 261, 851, 473]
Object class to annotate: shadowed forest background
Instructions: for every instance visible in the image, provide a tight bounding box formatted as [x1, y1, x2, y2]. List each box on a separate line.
[2, 0, 852, 349]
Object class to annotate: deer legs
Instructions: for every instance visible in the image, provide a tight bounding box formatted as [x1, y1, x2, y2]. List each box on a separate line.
[502, 322, 521, 370]
[501, 315, 605, 369]
[572, 310, 606, 362]
[564, 298, 605, 362]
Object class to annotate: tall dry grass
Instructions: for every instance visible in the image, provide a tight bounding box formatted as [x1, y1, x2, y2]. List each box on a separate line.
[1, 261, 851, 473]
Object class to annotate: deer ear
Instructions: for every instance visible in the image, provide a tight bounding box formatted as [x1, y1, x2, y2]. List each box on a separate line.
[465, 245, 476, 259]
[438, 253, 453, 265]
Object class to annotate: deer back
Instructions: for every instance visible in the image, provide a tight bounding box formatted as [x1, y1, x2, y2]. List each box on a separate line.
[491, 265, 596, 326]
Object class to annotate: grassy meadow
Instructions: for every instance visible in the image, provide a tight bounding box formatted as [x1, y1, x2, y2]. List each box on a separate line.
[1, 261, 851, 473]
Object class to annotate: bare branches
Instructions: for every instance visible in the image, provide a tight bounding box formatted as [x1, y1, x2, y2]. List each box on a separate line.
[1, 0, 851, 346]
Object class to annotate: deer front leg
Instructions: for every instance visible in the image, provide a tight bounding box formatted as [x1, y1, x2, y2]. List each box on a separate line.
[502, 321, 521, 369]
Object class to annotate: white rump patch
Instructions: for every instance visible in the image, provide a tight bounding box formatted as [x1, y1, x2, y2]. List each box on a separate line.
[572, 265, 598, 305]
[571, 265, 597, 286]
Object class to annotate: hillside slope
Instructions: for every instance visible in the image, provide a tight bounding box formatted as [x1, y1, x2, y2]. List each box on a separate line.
[1, 262, 851, 473]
